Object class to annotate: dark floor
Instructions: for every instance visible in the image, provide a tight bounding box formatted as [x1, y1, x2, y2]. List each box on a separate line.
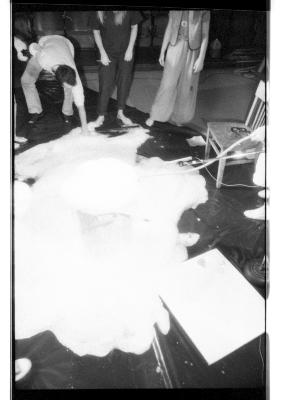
[13, 80, 267, 398]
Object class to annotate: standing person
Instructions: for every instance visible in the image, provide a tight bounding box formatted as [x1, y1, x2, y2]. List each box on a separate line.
[146, 10, 210, 127]
[21, 35, 89, 135]
[14, 36, 29, 146]
[90, 10, 142, 127]
[14, 13, 36, 145]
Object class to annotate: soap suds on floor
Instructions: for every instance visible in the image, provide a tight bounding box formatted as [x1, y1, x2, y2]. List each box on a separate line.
[14, 126, 208, 357]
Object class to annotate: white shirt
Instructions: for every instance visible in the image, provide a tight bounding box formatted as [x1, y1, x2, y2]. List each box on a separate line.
[36, 35, 84, 108]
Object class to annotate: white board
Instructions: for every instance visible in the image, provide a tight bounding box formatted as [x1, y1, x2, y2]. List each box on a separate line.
[158, 248, 265, 365]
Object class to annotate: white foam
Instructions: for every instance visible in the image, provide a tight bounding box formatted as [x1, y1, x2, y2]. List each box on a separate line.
[14, 127, 208, 357]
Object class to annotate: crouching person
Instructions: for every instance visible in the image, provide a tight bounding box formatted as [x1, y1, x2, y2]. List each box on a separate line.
[21, 35, 89, 134]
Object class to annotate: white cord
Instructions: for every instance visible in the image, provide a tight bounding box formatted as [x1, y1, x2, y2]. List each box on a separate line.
[258, 336, 265, 385]
[204, 166, 260, 188]
[141, 133, 263, 179]
[141, 150, 263, 179]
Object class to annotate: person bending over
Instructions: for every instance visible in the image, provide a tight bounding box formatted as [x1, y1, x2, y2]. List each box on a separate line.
[90, 10, 142, 127]
[21, 35, 89, 134]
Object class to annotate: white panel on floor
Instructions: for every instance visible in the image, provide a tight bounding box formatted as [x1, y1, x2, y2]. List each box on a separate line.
[158, 248, 265, 365]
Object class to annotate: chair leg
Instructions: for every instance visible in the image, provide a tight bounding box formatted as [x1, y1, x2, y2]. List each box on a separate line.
[205, 128, 211, 159]
[216, 158, 226, 189]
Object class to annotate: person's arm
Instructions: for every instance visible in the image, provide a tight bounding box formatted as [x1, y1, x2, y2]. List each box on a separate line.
[124, 24, 138, 61]
[72, 79, 89, 134]
[93, 30, 111, 66]
[193, 12, 210, 73]
[77, 105, 89, 135]
[159, 15, 173, 67]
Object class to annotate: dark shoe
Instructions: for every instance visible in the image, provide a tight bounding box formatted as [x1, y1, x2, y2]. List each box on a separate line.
[28, 112, 44, 124]
[61, 113, 73, 124]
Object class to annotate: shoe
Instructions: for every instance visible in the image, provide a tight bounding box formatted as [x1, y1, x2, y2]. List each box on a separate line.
[178, 232, 200, 247]
[258, 190, 267, 199]
[28, 112, 44, 124]
[61, 113, 73, 124]
[15, 136, 28, 144]
[15, 358, 32, 382]
[244, 205, 266, 220]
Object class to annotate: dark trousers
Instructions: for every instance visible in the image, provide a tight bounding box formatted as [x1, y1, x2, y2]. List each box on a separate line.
[98, 52, 134, 115]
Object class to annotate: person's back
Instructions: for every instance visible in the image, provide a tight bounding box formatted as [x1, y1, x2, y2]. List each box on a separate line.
[36, 35, 75, 72]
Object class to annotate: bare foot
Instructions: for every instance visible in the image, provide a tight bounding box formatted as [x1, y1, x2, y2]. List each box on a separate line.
[92, 116, 105, 128]
[117, 111, 133, 126]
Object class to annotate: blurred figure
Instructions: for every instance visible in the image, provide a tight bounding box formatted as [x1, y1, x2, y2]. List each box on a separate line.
[244, 126, 267, 220]
[14, 13, 35, 146]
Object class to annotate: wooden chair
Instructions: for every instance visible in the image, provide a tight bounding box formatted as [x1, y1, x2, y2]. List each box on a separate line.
[204, 80, 266, 188]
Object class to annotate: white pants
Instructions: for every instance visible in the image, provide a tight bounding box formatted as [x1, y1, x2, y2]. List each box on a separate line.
[253, 153, 265, 187]
[21, 56, 74, 116]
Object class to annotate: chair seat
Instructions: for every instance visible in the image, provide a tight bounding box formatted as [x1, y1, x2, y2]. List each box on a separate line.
[207, 121, 252, 151]
[205, 81, 265, 189]
[205, 121, 258, 189]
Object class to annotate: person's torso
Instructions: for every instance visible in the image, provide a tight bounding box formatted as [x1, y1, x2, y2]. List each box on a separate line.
[169, 10, 204, 49]
[178, 10, 189, 41]
[98, 11, 133, 55]
[37, 35, 75, 72]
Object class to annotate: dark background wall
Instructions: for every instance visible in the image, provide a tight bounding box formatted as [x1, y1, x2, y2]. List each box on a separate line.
[14, 10, 267, 54]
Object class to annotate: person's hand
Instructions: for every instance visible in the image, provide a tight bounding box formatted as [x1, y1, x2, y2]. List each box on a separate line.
[193, 57, 204, 74]
[14, 37, 28, 61]
[124, 49, 133, 62]
[81, 127, 90, 135]
[100, 52, 111, 66]
[159, 52, 165, 67]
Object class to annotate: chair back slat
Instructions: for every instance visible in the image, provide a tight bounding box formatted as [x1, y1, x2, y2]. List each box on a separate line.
[253, 102, 265, 130]
[255, 80, 266, 102]
[245, 96, 258, 128]
[255, 107, 265, 129]
[251, 101, 263, 129]
[245, 81, 266, 130]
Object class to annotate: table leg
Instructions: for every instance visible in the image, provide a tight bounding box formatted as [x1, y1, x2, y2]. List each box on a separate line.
[216, 157, 226, 189]
[205, 127, 211, 160]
